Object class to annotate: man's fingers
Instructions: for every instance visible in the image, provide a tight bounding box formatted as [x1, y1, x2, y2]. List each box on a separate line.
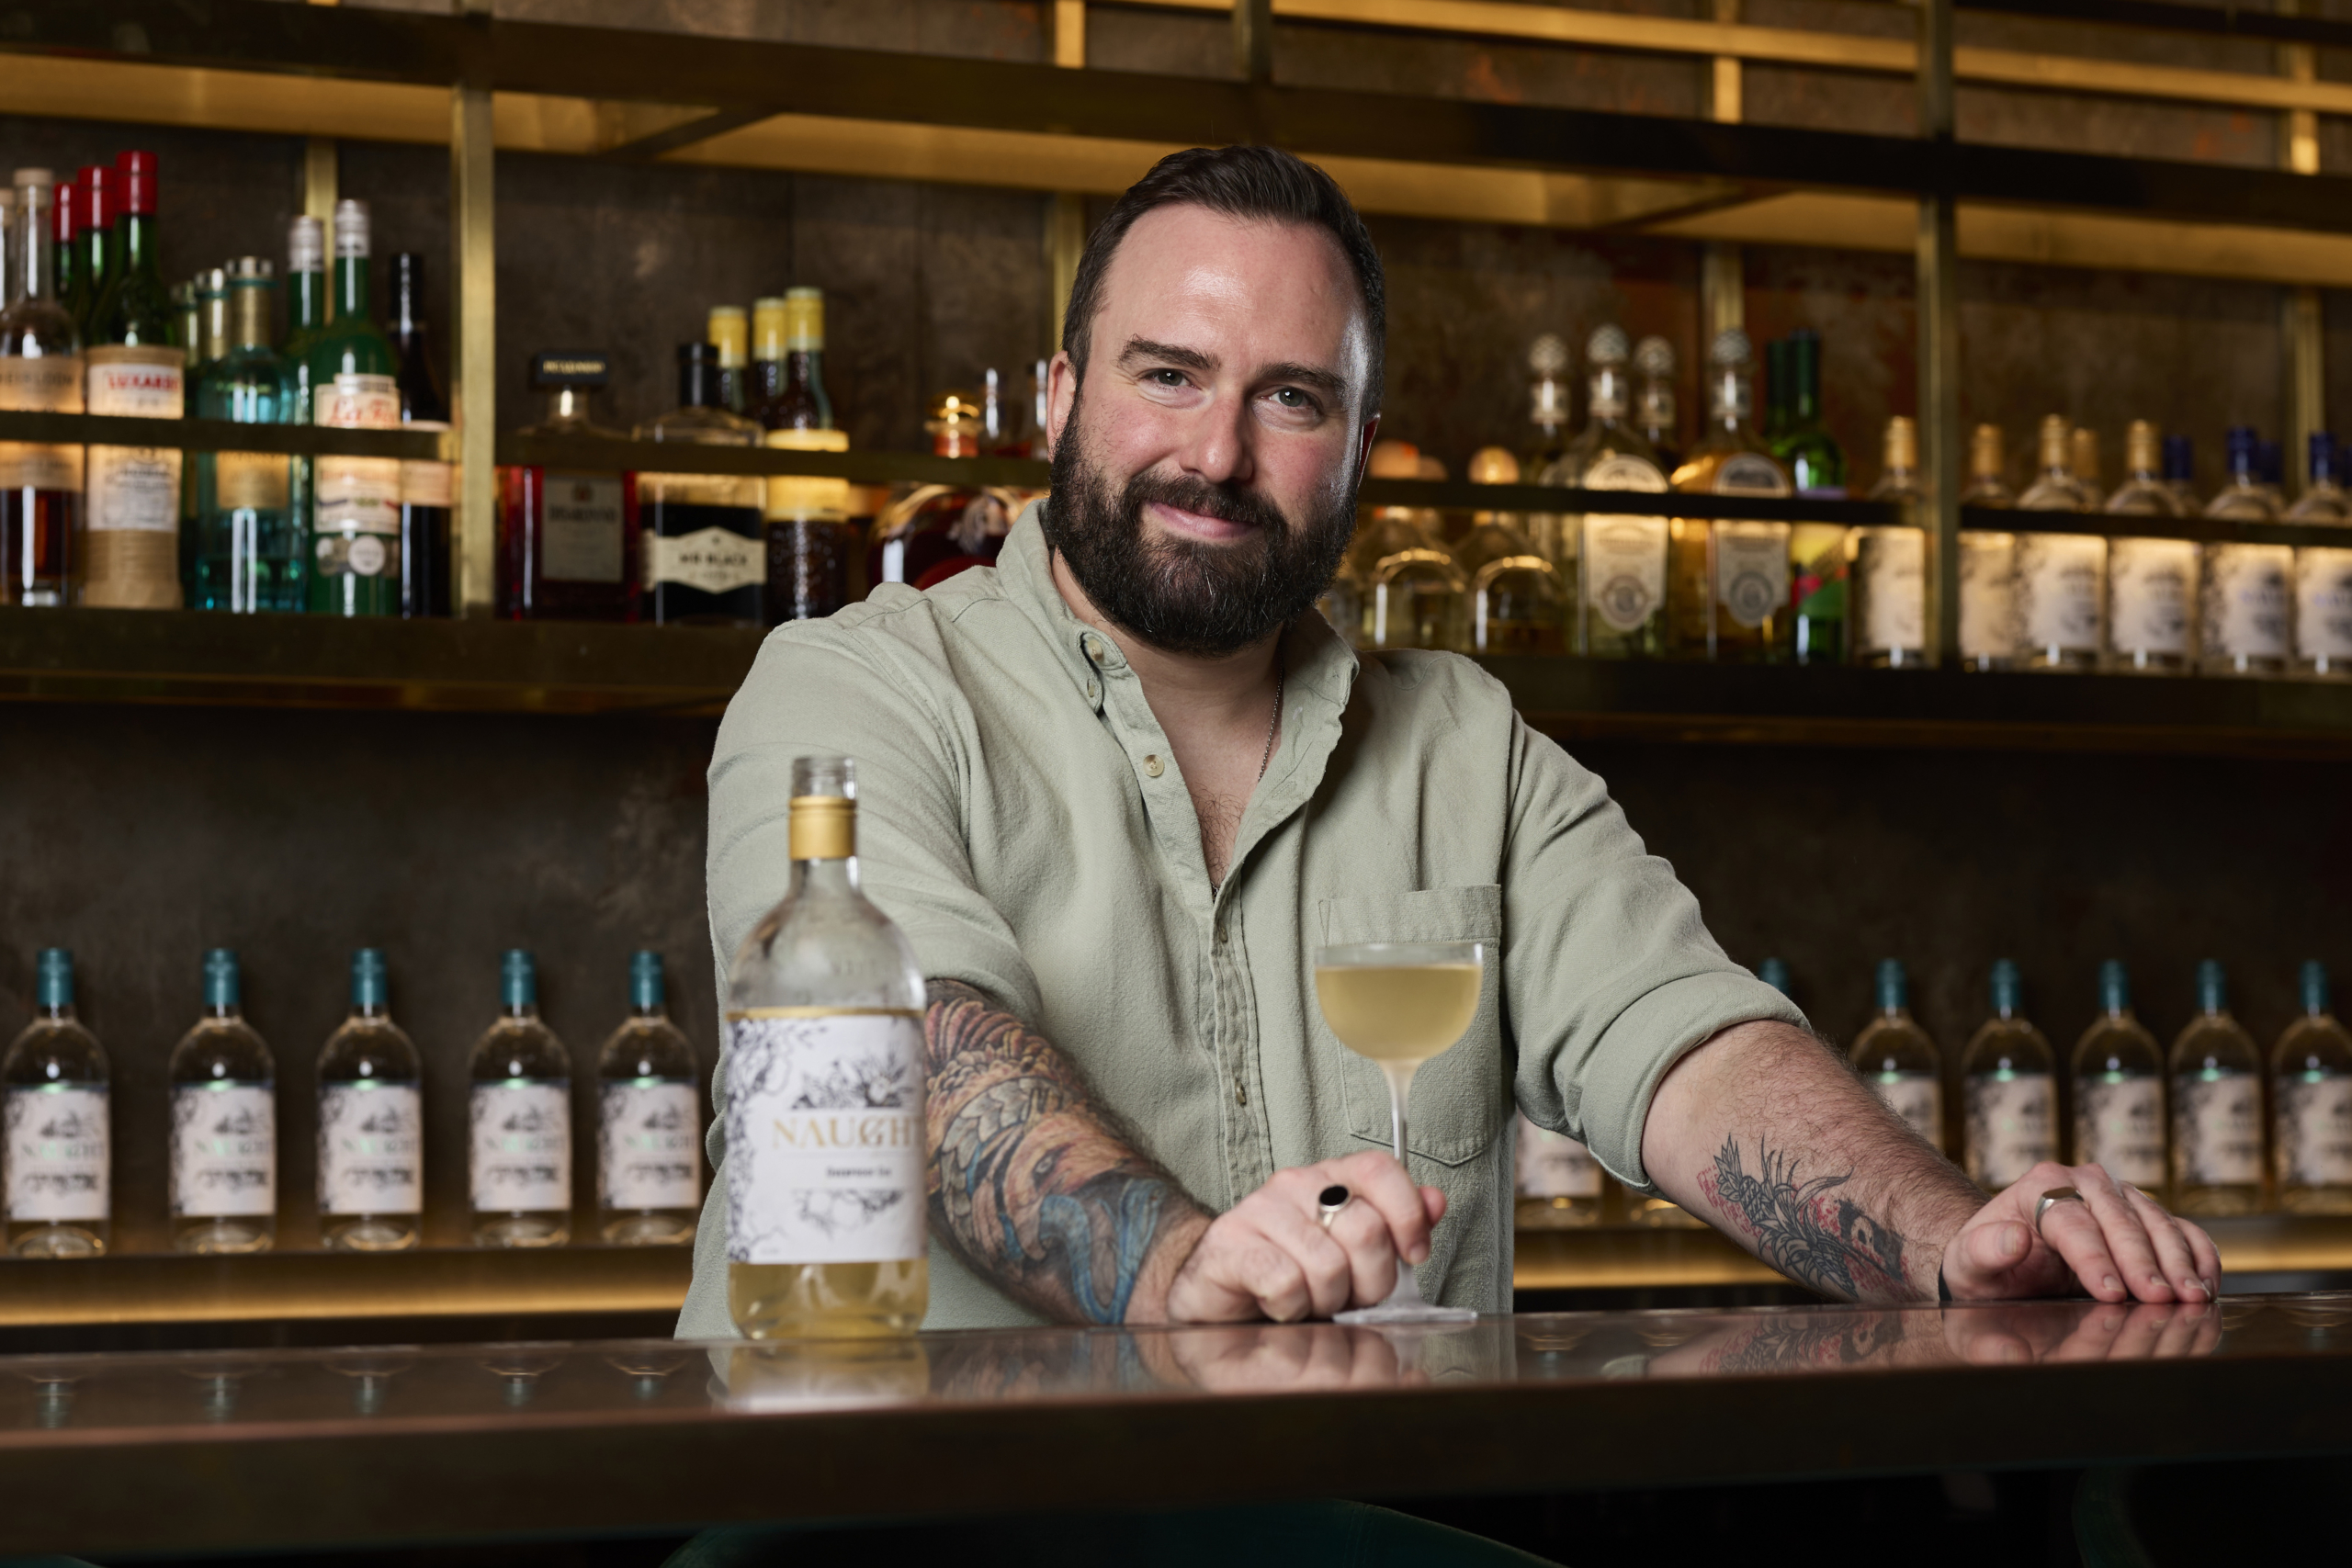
[1325, 1149, 1434, 1264]
[1212, 1230, 1315, 1323]
[1322, 1197, 1402, 1308]
[2118, 1182, 2211, 1302]
[2177, 1217, 2223, 1298]
[2033, 1190, 2130, 1303]
[1256, 1202, 1360, 1319]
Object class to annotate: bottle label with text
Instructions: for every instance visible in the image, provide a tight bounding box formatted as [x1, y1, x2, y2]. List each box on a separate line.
[2075, 1074, 2165, 1188]
[544, 471, 627, 583]
[1959, 531, 2017, 660]
[1871, 1071, 1942, 1152]
[1713, 520, 1790, 629]
[646, 525, 765, 595]
[1964, 1072, 2054, 1190]
[399, 419, 451, 509]
[2108, 536, 2195, 656]
[0, 354, 85, 492]
[2015, 533, 2103, 653]
[600, 1078, 701, 1212]
[5, 1085, 108, 1223]
[314, 373, 404, 564]
[84, 345, 185, 532]
[2295, 547, 2352, 662]
[1513, 1111, 1601, 1200]
[170, 1082, 276, 1218]
[2203, 543, 2291, 660]
[469, 1079, 571, 1213]
[1854, 525, 1925, 654]
[1582, 515, 1668, 632]
[2278, 1073, 2352, 1188]
[317, 1081, 423, 1216]
[725, 1010, 926, 1266]
[2174, 1071, 2262, 1185]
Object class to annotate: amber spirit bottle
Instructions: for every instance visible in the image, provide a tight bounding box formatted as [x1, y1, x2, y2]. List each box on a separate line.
[755, 288, 854, 624]
[0, 170, 85, 608]
[867, 389, 1022, 592]
[498, 350, 640, 621]
[638, 342, 764, 625]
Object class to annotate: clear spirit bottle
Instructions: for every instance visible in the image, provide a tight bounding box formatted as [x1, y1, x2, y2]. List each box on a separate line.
[1961, 959, 2055, 1193]
[3, 949, 109, 1258]
[497, 351, 641, 622]
[2274, 960, 2352, 1215]
[2169, 959, 2264, 1215]
[2070, 961, 2165, 1188]
[1348, 441, 1465, 651]
[167, 949, 277, 1254]
[1632, 334, 1680, 476]
[2200, 426, 2292, 677]
[2015, 415, 2105, 671]
[0, 170, 85, 609]
[83, 150, 185, 611]
[1514, 1111, 1602, 1229]
[1520, 333, 1572, 485]
[1671, 327, 1794, 663]
[637, 342, 764, 626]
[390, 253, 452, 618]
[2289, 432, 2352, 680]
[189, 259, 300, 614]
[468, 950, 573, 1248]
[1768, 328, 1846, 667]
[1851, 959, 1942, 1152]
[1958, 423, 2018, 671]
[1545, 327, 1668, 659]
[1457, 447, 1566, 654]
[1851, 415, 1927, 668]
[305, 200, 403, 618]
[727, 756, 929, 1338]
[598, 951, 702, 1247]
[2102, 419, 2193, 675]
[317, 948, 424, 1252]
[2068, 426, 2103, 509]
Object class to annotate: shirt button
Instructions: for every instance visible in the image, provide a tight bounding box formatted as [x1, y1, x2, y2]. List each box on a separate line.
[1085, 678, 1100, 703]
[1085, 639, 1104, 665]
[1234, 1078, 1249, 1107]
[1143, 754, 1164, 777]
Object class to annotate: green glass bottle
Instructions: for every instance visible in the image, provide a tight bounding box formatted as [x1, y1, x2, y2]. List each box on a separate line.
[67, 165, 114, 337]
[304, 199, 402, 617]
[191, 260, 301, 613]
[1773, 329, 1849, 666]
[83, 150, 186, 612]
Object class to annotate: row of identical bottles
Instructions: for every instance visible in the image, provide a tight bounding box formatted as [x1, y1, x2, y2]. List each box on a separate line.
[0, 947, 703, 1257]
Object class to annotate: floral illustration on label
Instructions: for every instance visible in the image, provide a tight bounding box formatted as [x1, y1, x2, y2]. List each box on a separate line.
[725, 1013, 926, 1266]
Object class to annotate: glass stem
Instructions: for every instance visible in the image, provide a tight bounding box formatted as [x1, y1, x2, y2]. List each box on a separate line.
[1382, 1060, 1418, 1166]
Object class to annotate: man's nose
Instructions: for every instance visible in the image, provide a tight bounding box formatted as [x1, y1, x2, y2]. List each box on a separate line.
[1172, 391, 1254, 487]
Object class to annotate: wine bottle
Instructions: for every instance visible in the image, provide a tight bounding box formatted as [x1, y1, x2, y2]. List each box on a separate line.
[390, 252, 452, 618]
[2274, 960, 2352, 1215]
[2, 948, 110, 1258]
[1960, 959, 2055, 1193]
[82, 150, 185, 610]
[2168, 959, 2263, 1216]
[597, 950, 701, 1246]
[167, 948, 277, 1254]
[1850, 959, 1943, 1152]
[317, 948, 424, 1252]
[469, 950, 572, 1248]
[2069, 961, 2165, 1187]
[0, 169, 85, 609]
[726, 756, 929, 1337]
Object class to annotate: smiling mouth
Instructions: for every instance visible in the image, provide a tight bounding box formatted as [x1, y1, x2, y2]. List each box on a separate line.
[1145, 499, 1261, 544]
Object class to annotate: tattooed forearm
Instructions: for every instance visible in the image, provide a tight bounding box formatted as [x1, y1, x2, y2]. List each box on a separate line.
[924, 980, 1209, 1325]
[1696, 1136, 1919, 1303]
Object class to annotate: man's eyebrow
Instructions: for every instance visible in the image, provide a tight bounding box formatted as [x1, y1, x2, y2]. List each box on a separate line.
[1259, 360, 1348, 398]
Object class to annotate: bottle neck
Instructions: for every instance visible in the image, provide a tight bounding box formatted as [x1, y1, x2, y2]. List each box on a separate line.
[38, 999, 73, 1022]
[229, 286, 273, 352]
[792, 856, 858, 895]
[334, 255, 370, 325]
[785, 348, 824, 392]
[205, 1001, 240, 1021]
[119, 211, 161, 286]
[1587, 367, 1626, 427]
[291, 270, 325, 333]
[503, 1000, 539, 1021]
[13, 197, 56, 301]
[352, 998, 387, 1021]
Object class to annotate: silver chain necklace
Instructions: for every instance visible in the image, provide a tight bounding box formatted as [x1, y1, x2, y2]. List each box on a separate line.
[1256, 657, 1285, 781]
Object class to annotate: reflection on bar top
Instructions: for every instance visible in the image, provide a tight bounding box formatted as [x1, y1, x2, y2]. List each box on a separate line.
[0, 1295, 2342, 1437]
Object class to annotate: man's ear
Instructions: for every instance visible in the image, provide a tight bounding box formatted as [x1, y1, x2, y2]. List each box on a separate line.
[1046, 351, 1080, 459]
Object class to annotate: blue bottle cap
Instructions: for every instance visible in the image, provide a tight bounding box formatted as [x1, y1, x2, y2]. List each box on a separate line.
[2301, 960, 2331, 1018]
[202, 948, 240, 1010]
[2160, 434, 2192, 482]
[629, 950, 664, 1010]
[1757, 957, 1792, 998]
[2224, 426, 2257, 478]
[351, 948, 389, 1010]
[1989, 958, 2022, 1017]
[502, 948, 537, 1010]
[1874, 958, 1907, 1012]
[2097, 959, 2131, 1014]
[34, 948, 73, 1010]
[2195, 959, 2228, 1015]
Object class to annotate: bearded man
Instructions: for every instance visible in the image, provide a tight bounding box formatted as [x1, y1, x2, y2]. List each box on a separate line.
[679, 145, 2217, 1346]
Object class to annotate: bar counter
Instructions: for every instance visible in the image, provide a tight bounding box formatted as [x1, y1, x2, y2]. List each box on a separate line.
[2, 1295, 2347, 1559]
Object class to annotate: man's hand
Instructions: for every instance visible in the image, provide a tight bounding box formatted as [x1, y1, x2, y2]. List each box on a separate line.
[1942, 1298, 2222, 1366]
[1159, 1152, 1447, 1323]
[1942, 1162, 2220, 1304]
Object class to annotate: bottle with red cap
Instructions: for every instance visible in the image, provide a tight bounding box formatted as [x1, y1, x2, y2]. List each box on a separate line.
[67, 165, 112, 336]
[83, 149, 185, 610]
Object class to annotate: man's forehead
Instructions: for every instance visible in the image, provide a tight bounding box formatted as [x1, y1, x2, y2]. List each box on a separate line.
[1091, 204, 1367, 374]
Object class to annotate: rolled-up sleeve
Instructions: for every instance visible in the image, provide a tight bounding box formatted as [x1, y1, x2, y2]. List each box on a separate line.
[1499, 716, 1805, 1193]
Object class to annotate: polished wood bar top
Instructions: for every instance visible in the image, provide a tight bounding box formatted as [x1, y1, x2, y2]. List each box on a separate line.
[1, 1296, 2346, 1558]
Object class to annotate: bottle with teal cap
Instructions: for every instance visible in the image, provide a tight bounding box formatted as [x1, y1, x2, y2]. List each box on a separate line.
[317, 947, 423, 1251]
[2273, 960, 2352, 1214]
[2070, 961, 2165, 1186]
[3, 949, 109, 1258]
[596, 950, 701, 1246]
[1960, 959, 2055, 1192]
[167, 948, 277, 1254]
[469, 949, 572, 1247]
[1850, 958, 1942, 1151]
[2169, 959, 2263, 1215]
[1757, 957, 1793, 998]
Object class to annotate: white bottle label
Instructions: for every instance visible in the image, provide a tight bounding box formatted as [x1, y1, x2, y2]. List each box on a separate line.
[1854, 525, 1925, 654]
[2014, 534, 2104, 653]
[2278, 1075, 2352, 1188]
[2295, 547, 2352, 661]
[544, 471, 627, 583]
[2203, 543, 2291, 660]
[1959, 531, 2017, 660]
[470, 1080, 571, 1213]
[2074, 1074, 2165, 1188]
[315, 372, 404, 546]
[399, 419, 452, 507]
[725, 1011, 926, 1266]
[601, 1079, 701, 1211]
[5, 1085, 108, 1223]
[645, 525, 764, 595]
[170, 1082, 276, 1218]
[1513, 1111, 1600, 1200]
[1582, 514, 1668, 632]
[1963, 1073, 2054, 1190]
[1871, 1071, 1942, 1152]
[317, 1081, 423, 1216]
[85, 345, 184, 531]
[2174, 1072, 2262, 1185]
[1713, 520, 1790, 628]
[0, 354, 85, 492]
[2107, 536, 2195, 657]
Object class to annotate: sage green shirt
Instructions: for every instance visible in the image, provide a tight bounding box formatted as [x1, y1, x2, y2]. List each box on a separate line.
[678, 506, 1801, 1337]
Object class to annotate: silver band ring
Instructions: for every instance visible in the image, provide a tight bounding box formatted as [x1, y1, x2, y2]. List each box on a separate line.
[1316, 1184, 1351, 1229]
[2034, 1186, 2084, 1234]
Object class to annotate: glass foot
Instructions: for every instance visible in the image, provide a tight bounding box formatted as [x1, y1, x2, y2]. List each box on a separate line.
[1335, 1300, 1478, 1325]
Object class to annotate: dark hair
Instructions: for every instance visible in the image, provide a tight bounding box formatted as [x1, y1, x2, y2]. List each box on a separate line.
[1060, 145, 1385, 413]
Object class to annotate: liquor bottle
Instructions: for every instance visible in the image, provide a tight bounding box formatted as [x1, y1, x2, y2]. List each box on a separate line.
[1850, 415, 1926, 668]
[0, 170, 85, 609]
[49, 174, 74, 324]
[305, 200, 403, 617]
[390, 253, 452, 618]
[2162, 434, 2199, 515]
[2199, 426, 2292, 677]
[866, 389, 1023, 591]
[172, 279, 198, 367]
[189, 259, 300, 614]
[2012, 414, 2105, 671]
[637, 342, 765, 626]
[2070, 961, 2165, 1187]
[1457, 446, 1566, 653]
[1346, 440, 1465, 651]
[1851, 959, 1942, 1151]
[282, 216, 325, 570]
[1957, 423, 2018, 671]
[707, 304, 748, 417]
[191, 266, 229, 382]
[2068, 426, 2103, 509]
[497, 350, 640, 622]
[1546, 326, 1668, 658]
[316, 948, 423, 1252]
[748, 297, 787, 422]
[1960, 959, 2055, 1193]
[2259, 437, 2286, 510]
[1514, 1111, 1601, 1229]
[2290, 434, 2352, 679]
[468, 950, 573, 1248]
[166, 949, 277, 1255]
[1773, 329, 1848, 668]
[752, 288, 832, 433]
[2101, 419, 2193, 675]
[3, 949, 109, 1258]
[82, 151, 183, 610]
[1632, 334, 1679, 476]
[725, 756, 928, 1337]
[2168, 959, 2264, 1216]
[2275, 960, 2352, 1214]
[596, 950, 701, 1247]
[1670, 327, 1794, 662]
[1520, 333, 1572, 483]
[756, 288, 854, 624]
[68, 165, 114, 338]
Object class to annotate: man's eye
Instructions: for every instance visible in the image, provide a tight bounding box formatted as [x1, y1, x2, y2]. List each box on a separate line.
[1148, 368, 1188, 388]
[1272, 388, 1317, 411]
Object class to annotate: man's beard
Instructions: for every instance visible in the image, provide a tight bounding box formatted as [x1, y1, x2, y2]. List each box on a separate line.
[1041, 393, 1356, 659]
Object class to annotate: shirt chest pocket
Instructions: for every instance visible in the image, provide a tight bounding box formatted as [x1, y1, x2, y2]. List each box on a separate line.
[1314, 884, 1506, 1168]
